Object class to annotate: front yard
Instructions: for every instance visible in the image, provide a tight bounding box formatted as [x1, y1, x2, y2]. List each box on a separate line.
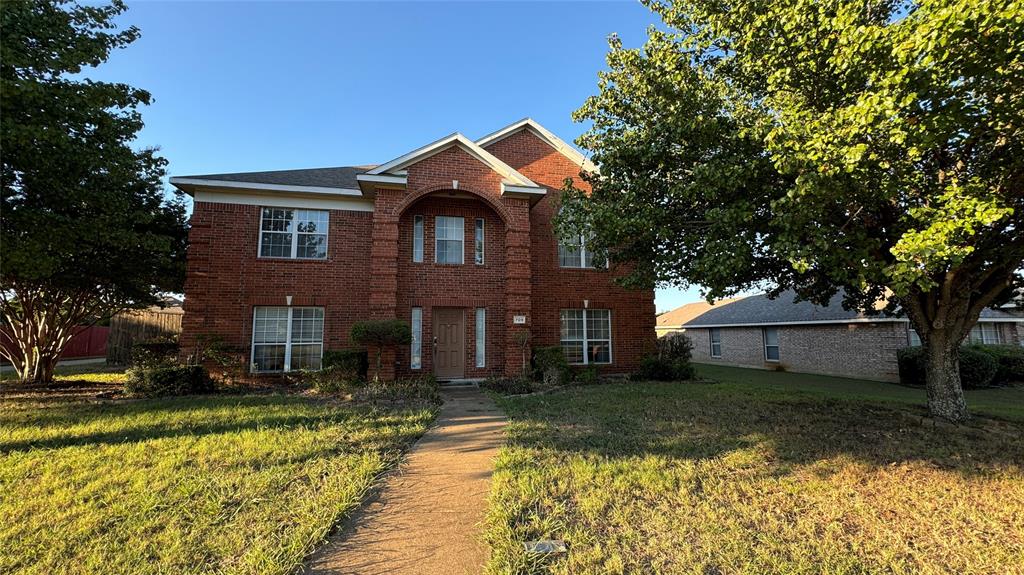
[0, 369, 435, 575]
[485, 366, 1024, 574]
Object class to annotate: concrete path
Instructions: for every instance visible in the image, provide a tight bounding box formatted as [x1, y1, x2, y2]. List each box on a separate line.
[304, 387, 507, 575]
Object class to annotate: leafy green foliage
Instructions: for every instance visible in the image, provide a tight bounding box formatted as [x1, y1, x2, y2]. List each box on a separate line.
[123, 365, 214, 397]
[966, 344, 1024, 385]
[632, 355, 695, 381]
[566, 0, 1024, 421]
[322, 349, 369, 381]
[352, 375, 441, 405]
[350, 320, 411, 380]
[532, 346, 571, 386]
[573, 365, 600, 386]
[0, 0, 188, 382]
[897, 346, 998, 389]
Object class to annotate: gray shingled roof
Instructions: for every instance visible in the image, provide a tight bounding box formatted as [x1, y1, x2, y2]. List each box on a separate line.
[682, 290, 1022, 327]
[177, 165, 376, 190]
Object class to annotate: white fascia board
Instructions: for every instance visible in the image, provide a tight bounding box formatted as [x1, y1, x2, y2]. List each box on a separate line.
[193, 189, 374, 212]
[355, 173, 407, 185]
[367, 132, 537, 187]
[679, 317, 1024, 329]
[476, 117, 598, 173]
[501, 183, 547, 196]
[170, 177, 363, 197]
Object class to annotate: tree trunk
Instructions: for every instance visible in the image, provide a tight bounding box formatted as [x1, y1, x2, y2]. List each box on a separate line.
[923, 333, 968, 423]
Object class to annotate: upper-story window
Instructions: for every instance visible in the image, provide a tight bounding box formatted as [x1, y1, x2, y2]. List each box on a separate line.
[559, 231, 604, 269]
[435, 216, 464, 264]
[475, 218, 485, 265]
[412, 215, 424, 263]
[259, 208, 328, 259]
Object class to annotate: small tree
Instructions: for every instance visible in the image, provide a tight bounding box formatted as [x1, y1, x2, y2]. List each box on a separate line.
[1, 0, 188, 383]
[512, 328, 531, 378]
[350, 319, 412, 381]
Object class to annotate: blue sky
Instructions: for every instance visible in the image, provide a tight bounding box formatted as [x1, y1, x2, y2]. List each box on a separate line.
[91, 0, 703, 311]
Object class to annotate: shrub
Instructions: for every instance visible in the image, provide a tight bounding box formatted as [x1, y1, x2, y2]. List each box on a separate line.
[322, 349, 369, 381]
[897, 346, 998, 389]
[353, 375, 440, 404]
[574, 365, 600, 386]
[533, 346, 570, 386]
[481, 376, 533, 395]
[124, 365, 214, 397]
[130, 338, 179, 368]
[632, 356, 695, 382]
[967, 344, 1024, 386]
[350, 319, 411, 380]
[657, 333, 694, 364]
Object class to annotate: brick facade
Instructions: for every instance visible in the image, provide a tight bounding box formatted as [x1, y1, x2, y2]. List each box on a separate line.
[684, 321, 1021, 382]
[178, 123, 655, 379]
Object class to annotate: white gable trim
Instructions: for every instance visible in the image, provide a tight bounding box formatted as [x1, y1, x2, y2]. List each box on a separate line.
[193, 189, 374, 212]
[366, 132, 537, 187]
[476, 118, 598, 173]
[170, 177, 363, 197]
[355, 173, 407, 185]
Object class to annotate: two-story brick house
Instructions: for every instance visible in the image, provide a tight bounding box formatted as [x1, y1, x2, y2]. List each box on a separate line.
[171, 119, 656, 380]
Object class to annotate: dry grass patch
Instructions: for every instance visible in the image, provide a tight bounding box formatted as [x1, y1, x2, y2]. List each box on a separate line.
[485, 379, 1024, 574]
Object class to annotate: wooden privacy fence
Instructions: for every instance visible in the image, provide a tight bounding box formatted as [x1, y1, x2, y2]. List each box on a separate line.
[1, 325, 110, 364]
[107, 307, 183, 365]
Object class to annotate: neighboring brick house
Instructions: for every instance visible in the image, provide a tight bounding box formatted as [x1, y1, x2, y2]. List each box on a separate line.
[659, 291, 1024, 382]
[171, 119, 656, 380]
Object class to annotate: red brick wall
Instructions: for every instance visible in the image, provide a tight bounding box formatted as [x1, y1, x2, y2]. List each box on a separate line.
[394, 196, 507, 378]
[485, 129, 657, 372]
[181, 128, 657, 377]
[180, 202, 373, 362]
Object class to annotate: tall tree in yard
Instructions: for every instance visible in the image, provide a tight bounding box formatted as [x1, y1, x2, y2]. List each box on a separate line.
[563, 0, 1023, 421]
[0, 1, 187, 383]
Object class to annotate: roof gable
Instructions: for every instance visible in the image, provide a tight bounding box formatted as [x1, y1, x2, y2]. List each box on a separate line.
[366, 132, 538, 187]
[476, 118, 597, 173]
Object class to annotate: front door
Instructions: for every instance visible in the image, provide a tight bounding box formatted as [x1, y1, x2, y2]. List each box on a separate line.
[433, 308, 465, 380]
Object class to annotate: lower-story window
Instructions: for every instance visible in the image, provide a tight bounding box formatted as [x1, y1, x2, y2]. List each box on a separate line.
[475, 308, 486, 367]
[251, 306, 324, 372]
[411, 307, 423, 369]
[709, 328, 722, 358]
[762, 327, 780, 361]
[560, 309, 612, 365]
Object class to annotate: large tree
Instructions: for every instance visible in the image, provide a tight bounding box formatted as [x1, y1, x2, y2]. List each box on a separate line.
[1, 0, 187, 383]
[563, 0, 1024, 421]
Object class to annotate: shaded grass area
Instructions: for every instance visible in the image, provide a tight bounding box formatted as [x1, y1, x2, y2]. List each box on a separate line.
[485, 376, 1024, 574]
[0, 393, 434, 575]
[696, 364, 1024, 422]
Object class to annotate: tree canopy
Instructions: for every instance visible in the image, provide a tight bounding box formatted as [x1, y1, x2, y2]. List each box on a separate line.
[1, 0, 188, 382]
[563, 0, 1024, 421]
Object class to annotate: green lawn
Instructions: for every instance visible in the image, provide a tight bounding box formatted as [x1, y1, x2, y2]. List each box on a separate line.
[695, 364, 1024, 422]
[0, 384, 434, 575]
[485, 369, 1024, 574]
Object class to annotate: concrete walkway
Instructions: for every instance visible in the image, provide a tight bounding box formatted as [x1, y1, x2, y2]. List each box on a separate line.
[304, 387, 507, 575]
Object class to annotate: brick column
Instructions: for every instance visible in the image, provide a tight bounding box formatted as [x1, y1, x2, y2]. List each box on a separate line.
[502, 197, 532, 377]
[368, 188, 403, 380]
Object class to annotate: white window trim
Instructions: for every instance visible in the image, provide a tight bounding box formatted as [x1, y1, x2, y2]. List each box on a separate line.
[561, 309, 613, 365]
[475, 218, 485, 265]
[411, 307, 423, 369]
[258, 207, 329, 260]
[434, 215, 465, 265]
[762, 327, 780, 362]
[475, 308, 486, 368]
[709, 328, 722, 358]
[250, 306, 324, 373]
[412, 215, 424, 263]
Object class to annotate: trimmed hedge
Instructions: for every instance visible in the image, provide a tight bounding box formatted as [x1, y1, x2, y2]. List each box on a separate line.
[631, 356, 696, 382]
[897, 346, 998, 389]
[481, 377, 534, 395]
[966, 344, 1024, 386]
[124, 365, 214, 397]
